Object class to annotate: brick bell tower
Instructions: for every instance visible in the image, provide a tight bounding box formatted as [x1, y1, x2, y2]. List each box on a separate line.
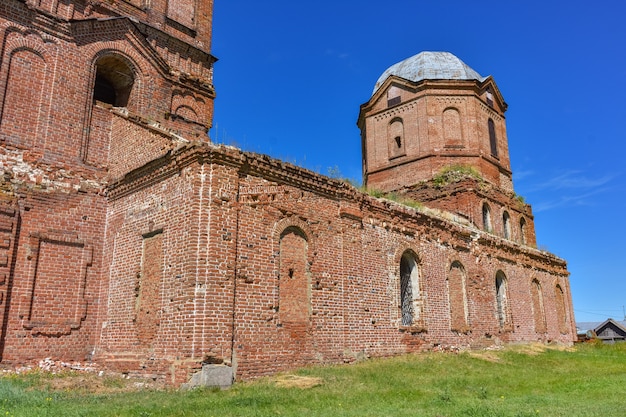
[0, 1, 215, 366]
[358, 52, 537, 246]
[1, 0, 216, 157]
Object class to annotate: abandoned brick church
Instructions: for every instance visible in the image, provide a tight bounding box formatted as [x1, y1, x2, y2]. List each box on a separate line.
[0, 0, 575, 386]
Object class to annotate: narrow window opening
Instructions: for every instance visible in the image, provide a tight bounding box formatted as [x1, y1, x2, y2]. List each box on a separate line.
[488, 118, 498, 158]
[495, 271, 508, 328]
[519, 218, 527, 245]
[388, 118, 405, 158]
[503, 211, 511, 239]
[400, 256, 414, 326]
[486, 89, 494, 107]
[482, 203, 492, 232]
[400, 251, 419, 326]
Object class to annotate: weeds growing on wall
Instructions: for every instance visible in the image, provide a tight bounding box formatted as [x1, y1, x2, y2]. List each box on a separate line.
[432, 164, 483, 187]
[325, 165, 424, 210]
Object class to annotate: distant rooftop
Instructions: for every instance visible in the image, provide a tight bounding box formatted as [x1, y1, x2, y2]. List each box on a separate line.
[576, 320, 626, 331]
[373, 51, 487, 95]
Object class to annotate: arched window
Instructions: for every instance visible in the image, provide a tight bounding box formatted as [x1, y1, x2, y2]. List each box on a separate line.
[531, 279, 546, 333]
[519, 218, 527, 245]
[93, 54, 135, 107]
[400, 251, 420, 326]
[503, 211, 511, 239]
[482, 203, 492, 232]
[495, 271, 509, 328]
[555, 284, 568, 334]
[488, 118, 498, 158]
[448, 261, 469, 332]
[388, 117, 405, 159]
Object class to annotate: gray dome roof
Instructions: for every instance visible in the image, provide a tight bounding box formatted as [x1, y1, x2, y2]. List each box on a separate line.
[373, 51, 486, 95]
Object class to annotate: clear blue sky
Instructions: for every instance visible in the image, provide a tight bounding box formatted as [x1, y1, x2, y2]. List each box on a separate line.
[210, 0, 626, 323]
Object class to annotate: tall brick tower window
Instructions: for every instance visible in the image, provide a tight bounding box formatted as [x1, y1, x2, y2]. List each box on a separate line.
[519, 217, 527, 245]
[482, 203, 492, 232]
[400, 251, 420, 326]
[503, 211, 511, 239]
[93, 55, 135, 107]
[488, 118, 498, 158]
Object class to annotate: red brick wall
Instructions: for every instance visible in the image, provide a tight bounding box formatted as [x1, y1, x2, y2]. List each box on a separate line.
[0, 1, 575, 387]
[0, 189, 106, 363]
[360, 79, 512, 193]
[95, 145, 573, 384]
[32, 0, 214, 54]
[107, 110, 181, 180]
[0, 1, 215, 168]
[406, 179, 538, 247]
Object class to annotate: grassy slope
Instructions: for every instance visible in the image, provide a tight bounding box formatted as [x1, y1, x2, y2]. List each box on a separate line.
[1, 343, 625, 417]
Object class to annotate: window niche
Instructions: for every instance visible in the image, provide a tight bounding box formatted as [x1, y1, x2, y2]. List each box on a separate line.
[0, 48, 46, 148]
[278, 227, 310, 334]
[443, 107, 463, 148]
[531, 279, 546, 334]
[448, 261, 469, 333]
[555, 284, 569, 334]
[388, 117, 406, 159]
[22, 232, 92, 336]
[136, 229, 164, 347]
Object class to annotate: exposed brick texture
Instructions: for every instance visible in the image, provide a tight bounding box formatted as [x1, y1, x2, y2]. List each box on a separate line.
[0, 0, 575, 386]
[358, 78, 513, 193]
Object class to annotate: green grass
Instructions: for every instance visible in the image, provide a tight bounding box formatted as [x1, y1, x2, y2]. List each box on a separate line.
[432, 165, 482, 187]
[1, 343, 625, 416]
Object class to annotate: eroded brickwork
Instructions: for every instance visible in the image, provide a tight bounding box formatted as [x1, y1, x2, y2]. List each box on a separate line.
[95, 143, 573, 384]
[0, 0, 575, 387]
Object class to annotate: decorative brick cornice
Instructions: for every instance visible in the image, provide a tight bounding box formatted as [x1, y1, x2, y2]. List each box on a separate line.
[107, 143, 358, 201]
[107, 141, 567, 276]
[373, 101, 417, 122]
[435, 96, 467, 105]
[479, 102, 503, 122]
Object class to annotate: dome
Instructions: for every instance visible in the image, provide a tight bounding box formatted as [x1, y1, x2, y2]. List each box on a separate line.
[373, 51, 486, 95]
